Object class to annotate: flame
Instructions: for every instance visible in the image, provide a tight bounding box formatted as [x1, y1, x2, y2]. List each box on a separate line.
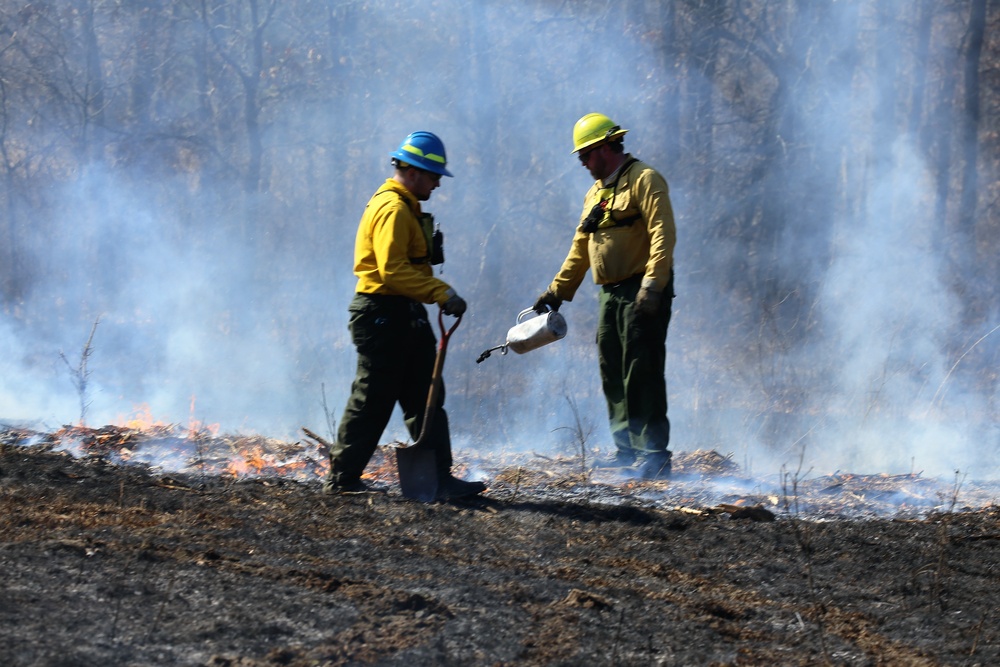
[116, 404, 170, 431]
[225, 446, 268, 478]
[187, 395, 220, 438]
[66, 402, 326, 481]
[360, 446, 399, 483]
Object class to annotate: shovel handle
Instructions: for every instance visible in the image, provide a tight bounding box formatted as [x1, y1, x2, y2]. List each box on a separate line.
[438, 307, 461, 348]
[414, 308, 461, 447]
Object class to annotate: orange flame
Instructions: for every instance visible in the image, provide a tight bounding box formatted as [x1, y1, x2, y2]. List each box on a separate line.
[116, 404, 170, 431]
[187, 395, 220, 438]
[226, 446, 268, 478]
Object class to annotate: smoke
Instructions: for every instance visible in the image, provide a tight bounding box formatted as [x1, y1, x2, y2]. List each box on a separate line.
[1, 1, 996, 481]
[0, 166, 318, 435]
[811, 137, 949, 470]
[761, 3, 999, 479]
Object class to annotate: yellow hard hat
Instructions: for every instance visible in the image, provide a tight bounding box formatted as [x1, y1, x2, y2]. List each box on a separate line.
[571, 113, 628, 153]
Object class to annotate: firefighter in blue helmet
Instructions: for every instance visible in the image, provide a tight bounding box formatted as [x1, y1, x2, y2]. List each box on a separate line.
[324, 131, 486, 499]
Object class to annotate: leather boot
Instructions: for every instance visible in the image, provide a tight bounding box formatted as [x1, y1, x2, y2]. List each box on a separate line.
[592, 449, 637, 468]
[436, 474, 487, 500]
[637, 451, 671, 480]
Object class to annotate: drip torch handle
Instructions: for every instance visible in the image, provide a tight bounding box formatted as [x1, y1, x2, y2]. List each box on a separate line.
[517, 307, 539, 324]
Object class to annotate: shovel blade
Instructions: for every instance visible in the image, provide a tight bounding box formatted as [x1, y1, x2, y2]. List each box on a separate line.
[395, 445, 438, 502]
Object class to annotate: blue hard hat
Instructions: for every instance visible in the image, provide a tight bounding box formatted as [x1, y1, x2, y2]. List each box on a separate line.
[389, 131, 453, 177]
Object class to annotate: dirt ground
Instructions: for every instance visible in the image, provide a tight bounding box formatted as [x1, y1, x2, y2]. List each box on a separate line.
[1, 426, 999, 666]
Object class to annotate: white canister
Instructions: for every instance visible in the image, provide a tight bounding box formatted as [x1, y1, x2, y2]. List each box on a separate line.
[505, 308, 568, 354]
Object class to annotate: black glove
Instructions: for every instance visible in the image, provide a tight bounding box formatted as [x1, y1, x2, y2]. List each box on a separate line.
[442, 292, 467, 317]
[533, 290, 562, 313]
[635, 287, 662, 316]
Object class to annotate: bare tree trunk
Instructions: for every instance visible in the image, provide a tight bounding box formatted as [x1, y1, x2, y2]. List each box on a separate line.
[242, 0, 266, 195]
[0, 70, 16, 304]
[130, 1, 161, 131]
[910, 1, 934, 140]
[932, 14, 959, 236]
[959, 0, 986, 232]
[198, 0, 273, 197]
[74, 0, 106, 163]
[688, 3, 721, 196]
[466, 2, 502, 299]
[959, 0, 987, 318]
[196, 0, 214, 131]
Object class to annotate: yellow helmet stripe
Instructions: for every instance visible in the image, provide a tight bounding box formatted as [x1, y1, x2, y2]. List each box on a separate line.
[401, 143, 447, 164]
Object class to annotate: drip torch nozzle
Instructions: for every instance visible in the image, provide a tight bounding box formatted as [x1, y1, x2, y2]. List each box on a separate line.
[476, 344, 508, 364]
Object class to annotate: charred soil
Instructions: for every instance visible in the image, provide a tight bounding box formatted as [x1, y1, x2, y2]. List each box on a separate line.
[1, 436, 999, 666]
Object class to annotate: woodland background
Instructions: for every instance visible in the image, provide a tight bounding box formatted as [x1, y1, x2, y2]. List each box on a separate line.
[0, 0, 998, 479]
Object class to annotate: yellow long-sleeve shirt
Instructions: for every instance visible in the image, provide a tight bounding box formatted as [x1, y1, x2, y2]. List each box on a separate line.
[549, 157, 675, 300]
[353, 179, 453, 305]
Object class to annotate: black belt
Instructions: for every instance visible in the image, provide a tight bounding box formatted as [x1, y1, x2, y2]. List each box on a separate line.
[601, 274, 643, 290]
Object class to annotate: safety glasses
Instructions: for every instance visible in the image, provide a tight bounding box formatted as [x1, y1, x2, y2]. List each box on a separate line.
[578, 144, 601, 165]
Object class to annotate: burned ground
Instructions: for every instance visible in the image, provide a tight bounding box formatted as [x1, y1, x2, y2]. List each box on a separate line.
[1, 428, 999, 666]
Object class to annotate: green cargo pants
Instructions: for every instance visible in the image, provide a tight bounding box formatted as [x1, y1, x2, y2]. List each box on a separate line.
[325, 294, 453, 488]
[596, 273, 673, 458]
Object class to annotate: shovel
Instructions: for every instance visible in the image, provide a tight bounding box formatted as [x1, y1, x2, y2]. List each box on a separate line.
[395, 307, 461, 502]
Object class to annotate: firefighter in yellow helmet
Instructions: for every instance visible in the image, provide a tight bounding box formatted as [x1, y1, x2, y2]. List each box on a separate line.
[324, 131, 486, 499]
[533, 113, 677, 478]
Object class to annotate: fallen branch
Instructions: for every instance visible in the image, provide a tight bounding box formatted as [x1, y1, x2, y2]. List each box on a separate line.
[302, 427, 332, 459]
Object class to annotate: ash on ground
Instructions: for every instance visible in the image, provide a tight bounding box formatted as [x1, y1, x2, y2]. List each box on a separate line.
[2, 425, 999, 666]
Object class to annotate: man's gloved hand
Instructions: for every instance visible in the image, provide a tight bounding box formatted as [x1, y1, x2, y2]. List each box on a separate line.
[442, 292, 467, 317]
[635, 287, 662, 316]
[533, 290, 562, 313]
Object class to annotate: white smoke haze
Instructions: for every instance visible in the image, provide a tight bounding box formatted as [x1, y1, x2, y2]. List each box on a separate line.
[1, 318, 77, 425]
[1, 1, 997, 483]
[810, 136, 956, 473]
